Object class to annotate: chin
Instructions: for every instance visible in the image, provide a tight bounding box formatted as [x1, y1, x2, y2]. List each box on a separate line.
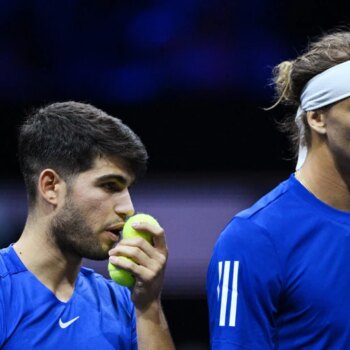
[72, 237, 113, 261]
[82, 250, 109, 261]
[77, 242, 110, 261]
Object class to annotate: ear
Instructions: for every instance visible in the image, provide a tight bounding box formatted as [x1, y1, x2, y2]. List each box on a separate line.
[306, 110, 327, 135]
[38, 169, 64, 206]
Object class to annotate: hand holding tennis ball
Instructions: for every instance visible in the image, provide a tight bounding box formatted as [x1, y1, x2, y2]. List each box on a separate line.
[108, 213, 160, 287]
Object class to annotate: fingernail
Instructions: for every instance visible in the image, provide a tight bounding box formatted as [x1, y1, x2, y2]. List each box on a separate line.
[109, 256, 118, 263]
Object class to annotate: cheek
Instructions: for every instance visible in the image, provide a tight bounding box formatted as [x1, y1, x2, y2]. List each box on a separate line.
[72, 193, 111, 220]
[78, 202, 111, 233]
[326, 115, 349, 141]
[84, 200, 110, 216]
[331, 126, 350, 144]
[326, 121, 350, 156]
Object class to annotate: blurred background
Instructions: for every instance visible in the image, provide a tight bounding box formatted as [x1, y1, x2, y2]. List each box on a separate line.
[1, 1, 350, 348]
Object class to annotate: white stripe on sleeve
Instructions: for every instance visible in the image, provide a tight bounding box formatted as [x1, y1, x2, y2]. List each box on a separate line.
[218, 260, 240, 327]
[219, 261, 231, 326]
[217, 261, 223, 300]
[229, 261, 239, 327]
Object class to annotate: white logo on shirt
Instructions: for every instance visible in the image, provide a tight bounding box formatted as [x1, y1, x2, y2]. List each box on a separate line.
[59, 316, 80, 329]
[218, 260, 240, 327]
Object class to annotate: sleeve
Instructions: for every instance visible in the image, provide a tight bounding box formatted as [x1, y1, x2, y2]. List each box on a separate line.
[206, 217, 283, 350]
[130, 303, 138, 350]
[0, 279, 5, 347]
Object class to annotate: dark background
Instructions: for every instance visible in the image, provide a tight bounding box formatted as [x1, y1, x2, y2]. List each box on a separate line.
[1, 1, 350, 348]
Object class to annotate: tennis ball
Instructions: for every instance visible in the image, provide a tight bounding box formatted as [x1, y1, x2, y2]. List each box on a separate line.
[108, 213, 160, 287]
[108, 261, 135, 287]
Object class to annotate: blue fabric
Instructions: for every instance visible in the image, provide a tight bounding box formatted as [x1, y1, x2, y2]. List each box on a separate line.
[207, 174, 350, 349]
[0, 245, 138, 349]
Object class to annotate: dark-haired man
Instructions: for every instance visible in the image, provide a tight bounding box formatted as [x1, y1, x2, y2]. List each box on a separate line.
[0, 101, 175, 349]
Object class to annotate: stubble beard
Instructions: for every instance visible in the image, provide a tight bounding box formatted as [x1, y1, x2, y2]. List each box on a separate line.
[49, 197, 109, 261]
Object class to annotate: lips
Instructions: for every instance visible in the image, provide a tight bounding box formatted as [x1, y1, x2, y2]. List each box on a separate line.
[105, 230, 119, 242]
[104, 223, 124, 242]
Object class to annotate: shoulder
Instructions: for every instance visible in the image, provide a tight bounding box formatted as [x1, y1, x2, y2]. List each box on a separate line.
[0, 246, 12, 278]
[0, 248, 6, 296]
[208, 215, 282, 284]
[237, 176, 291, 222]
[218, 175, 303, 247]
[0, 247, 14, 345]
[0, 242, 28, 281]
[207, 178, 296, 276]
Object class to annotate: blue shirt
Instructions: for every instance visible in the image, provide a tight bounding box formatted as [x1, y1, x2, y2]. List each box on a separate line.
[0, 245, 138, 349]
[207, 174, 350, 349]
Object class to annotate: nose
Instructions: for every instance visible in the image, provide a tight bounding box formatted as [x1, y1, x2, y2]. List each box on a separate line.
[114, 188, 135, 220]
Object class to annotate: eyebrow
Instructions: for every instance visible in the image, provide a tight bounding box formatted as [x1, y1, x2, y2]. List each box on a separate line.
[95, 174, 129, 186]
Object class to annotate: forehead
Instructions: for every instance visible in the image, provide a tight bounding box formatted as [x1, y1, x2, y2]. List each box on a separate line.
[76, 156, 135, 185]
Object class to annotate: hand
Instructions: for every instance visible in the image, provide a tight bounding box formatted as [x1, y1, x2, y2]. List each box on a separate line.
[108, 221, 168, 310]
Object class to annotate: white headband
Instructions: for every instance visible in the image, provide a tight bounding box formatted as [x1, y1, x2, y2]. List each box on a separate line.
[295, 60, 350, 170]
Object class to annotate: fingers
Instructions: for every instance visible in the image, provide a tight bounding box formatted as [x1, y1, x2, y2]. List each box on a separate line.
[109, 253, 165, 284]
[109, 220, 168, 257]
[130, 221, 168, 253]
[109, 238, 166, 274]
[108, 221, 168, 284]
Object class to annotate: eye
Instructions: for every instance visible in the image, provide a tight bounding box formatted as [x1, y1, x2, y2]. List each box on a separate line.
[101, 182, 121, 193]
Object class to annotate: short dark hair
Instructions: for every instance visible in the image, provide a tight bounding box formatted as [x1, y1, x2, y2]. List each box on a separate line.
[18, 101, 148, 207]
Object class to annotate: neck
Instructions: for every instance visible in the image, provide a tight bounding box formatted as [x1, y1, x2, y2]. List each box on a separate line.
[296, 146, 350, 212]
[14, 215, 82, 302]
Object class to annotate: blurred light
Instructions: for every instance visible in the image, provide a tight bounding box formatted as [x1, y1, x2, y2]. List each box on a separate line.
[108, 64, 162, 103]
[169, 46, 237, 90]
[127, 9, 177, 48]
